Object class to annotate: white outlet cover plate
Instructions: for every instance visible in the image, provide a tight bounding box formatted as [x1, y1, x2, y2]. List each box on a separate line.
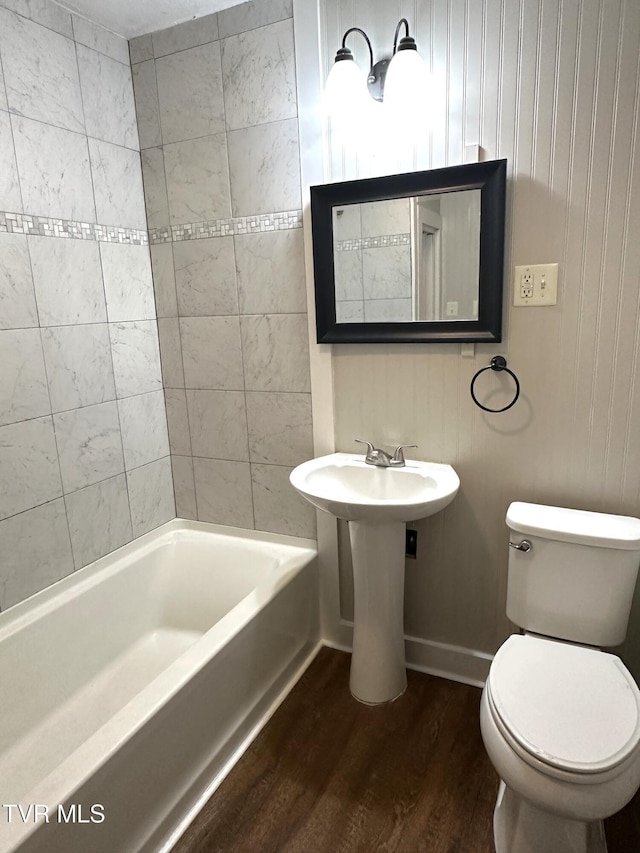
[513, 263, 559, 306]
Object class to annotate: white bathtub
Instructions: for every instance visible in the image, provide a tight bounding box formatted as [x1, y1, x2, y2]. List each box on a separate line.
[0, 519, 319, 853]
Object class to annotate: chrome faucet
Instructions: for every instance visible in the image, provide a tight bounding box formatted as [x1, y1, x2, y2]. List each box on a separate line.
[355, 440, 417, 468]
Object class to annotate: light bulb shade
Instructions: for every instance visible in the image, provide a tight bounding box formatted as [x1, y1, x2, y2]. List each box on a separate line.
[323, 57, 371, 131]
[383, 47, 429, 120]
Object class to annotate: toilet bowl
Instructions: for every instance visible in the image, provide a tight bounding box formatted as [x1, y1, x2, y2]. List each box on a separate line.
[481, 503, 640, 853]
[481, 635, 640, 853]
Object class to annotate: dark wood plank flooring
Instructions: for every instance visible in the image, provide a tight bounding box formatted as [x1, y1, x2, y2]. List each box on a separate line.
[173, 647, 640, 853]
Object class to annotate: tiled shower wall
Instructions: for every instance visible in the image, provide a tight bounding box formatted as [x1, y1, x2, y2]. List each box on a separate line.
[0, 0, 174, 611]
[130, 0, 315, 539]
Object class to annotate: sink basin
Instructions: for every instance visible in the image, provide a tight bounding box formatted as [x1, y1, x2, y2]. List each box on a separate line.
[289, 452, 460, 523]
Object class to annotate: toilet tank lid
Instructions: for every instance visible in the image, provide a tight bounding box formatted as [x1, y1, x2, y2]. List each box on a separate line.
[506, 502, 640, 549]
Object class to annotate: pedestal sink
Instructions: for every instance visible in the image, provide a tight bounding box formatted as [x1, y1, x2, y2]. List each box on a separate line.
[290, 453, 460, 704]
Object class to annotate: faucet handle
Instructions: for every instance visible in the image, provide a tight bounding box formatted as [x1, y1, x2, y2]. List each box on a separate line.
[391, 444, 418, 466]
[355, 439, 392, 466]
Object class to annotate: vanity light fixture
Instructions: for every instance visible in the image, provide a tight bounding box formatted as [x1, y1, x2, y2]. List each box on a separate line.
[324, 18, 427, 122]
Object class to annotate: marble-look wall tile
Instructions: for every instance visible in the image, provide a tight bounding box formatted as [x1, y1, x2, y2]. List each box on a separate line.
[334, 249, 363, 301]
[0, 62, 7, 110]
[0, 8, 84, 133]
[141, 147, 170, 230]
[158, 317, 185, 388]
[65, 474, 132, 568]
[127, 456, 174, 536]
[129, 33, 153, 64]
[150, 244, 177, 317]
[0, 111, 22, 212]
[246, 391, 312, 466]
[42, 324, 115, 412]
[109, 320, 163, 398]
[218, 0, 292, 38]
[77, 45, 138, 150]
[89, 138, 147, 229]
[172, 454, 196, 519]
[12, 116, 95, 222]
[174, 236, 238, 317]
[186, 389, 248, 461]
[362, 245, 411, 300]
[164, 133, 231, 225]
[221, 19, 296, 132]
[0, 328, 50, 425]
[0, 0, 73, 38]
[54, 401, 124, 493]
[164, 388, 191, 455]
[333, 203, 361, 240]
[235, 229, 305, 314]
[251, 462, 315, 538]
[180, 316, 243, 390]
[228, 118, 300, 216]
[192, 457, 253, 528]
[118, 390, 169, 469]
[0, 233, 37, 329]
[72, 15, 130, 65]
[151, 13, 219, 58]
[0, 499, 73, 610]
[363, 298, 413, 322]
[132, 60, 162, 150]
[240, 314, 310, 392]
[0, 416, 62, 520]
[28, 236, 106, 325]
[335, 300, 364, 323]
[156, 42, 225, 144]
[360, 199, 411, 238]
[100, 243, 156, 322]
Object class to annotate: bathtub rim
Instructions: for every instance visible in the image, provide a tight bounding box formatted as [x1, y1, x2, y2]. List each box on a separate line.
[0, 518, 317, 639]
[0, 519, 318, 853]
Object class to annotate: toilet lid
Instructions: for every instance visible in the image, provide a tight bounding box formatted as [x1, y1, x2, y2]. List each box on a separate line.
[488, 634, 640, 774]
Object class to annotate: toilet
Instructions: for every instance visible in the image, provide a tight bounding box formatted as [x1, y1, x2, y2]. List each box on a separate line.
[481, 501, 640, 853]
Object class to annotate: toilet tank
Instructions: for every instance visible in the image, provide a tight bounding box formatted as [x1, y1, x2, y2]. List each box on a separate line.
[506, 502, 640, 647]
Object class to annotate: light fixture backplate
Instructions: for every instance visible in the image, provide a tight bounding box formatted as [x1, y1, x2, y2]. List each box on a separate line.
[367, 58, 389, 101]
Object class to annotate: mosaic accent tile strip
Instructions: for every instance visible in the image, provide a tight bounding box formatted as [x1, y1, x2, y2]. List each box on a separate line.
[0, 209, 304, 246]
[149, 209, 303, 245]
[335, 233, 411, 252]
[0, 211, 148, 245]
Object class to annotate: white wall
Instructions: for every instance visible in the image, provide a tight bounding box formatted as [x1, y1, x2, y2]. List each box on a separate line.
[296, 0, 640, 680]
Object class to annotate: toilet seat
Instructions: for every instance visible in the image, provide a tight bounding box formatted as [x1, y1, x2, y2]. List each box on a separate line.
[487, 635, 640, 776]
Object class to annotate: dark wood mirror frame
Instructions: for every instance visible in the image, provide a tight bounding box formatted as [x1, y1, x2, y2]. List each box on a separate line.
[310, 158, 507, 344]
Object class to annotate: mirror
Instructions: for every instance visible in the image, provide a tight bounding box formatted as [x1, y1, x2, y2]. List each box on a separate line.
[310, 159, 507, 343]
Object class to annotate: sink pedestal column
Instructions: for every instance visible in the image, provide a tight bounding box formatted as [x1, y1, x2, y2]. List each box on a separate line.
[348, 520, 407, 704]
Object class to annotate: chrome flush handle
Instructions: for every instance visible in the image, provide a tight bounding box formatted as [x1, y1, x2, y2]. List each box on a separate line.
[509, 540, 532, 552]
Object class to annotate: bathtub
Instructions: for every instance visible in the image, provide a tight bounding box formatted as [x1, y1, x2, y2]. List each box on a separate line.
[0, 519, 319, 853]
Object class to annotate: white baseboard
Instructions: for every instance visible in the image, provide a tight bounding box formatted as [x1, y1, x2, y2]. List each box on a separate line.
[325, 625, 493, 689]
[404, 634, 493, 688]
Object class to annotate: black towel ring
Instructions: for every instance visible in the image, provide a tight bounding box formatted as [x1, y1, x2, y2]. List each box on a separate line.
[470, 356, 520, 413]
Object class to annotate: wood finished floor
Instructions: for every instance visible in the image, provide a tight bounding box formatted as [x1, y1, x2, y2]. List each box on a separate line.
[173, 647, 640, 853]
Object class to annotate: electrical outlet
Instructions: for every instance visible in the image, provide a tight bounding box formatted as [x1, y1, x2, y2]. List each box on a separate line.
[513, 264, 559, 306]
[520, 273, 533, 299]
[405, 529, 418, 559]
[446, 301, 458, 317]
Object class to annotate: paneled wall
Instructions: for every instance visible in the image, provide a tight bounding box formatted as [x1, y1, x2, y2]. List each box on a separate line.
[0, 0, 174, 611]
[131, 0, 316, 538]
[309, 0, 640, 675]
